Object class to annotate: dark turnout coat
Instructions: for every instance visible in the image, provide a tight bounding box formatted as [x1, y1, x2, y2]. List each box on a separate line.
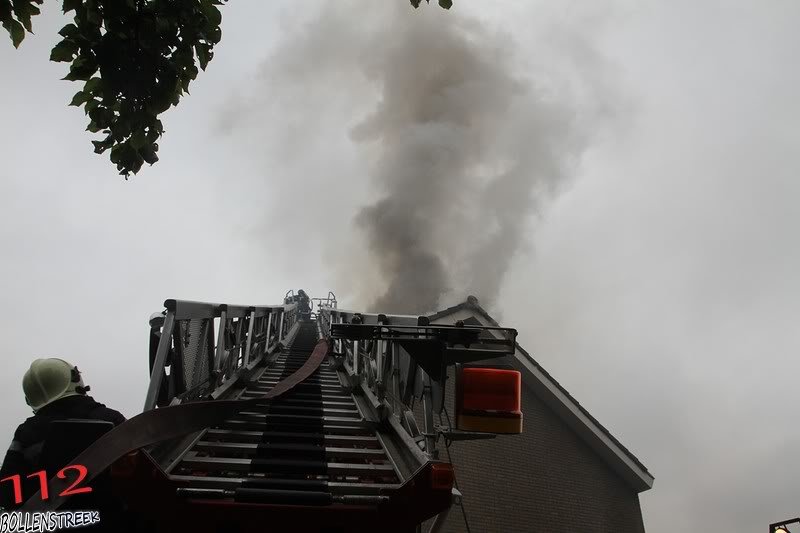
[0, 394, 125, 511]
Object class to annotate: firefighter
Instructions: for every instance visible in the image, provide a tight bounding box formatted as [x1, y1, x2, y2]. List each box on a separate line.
[297, 289, 311, 316]
[0, 358, 125, 510]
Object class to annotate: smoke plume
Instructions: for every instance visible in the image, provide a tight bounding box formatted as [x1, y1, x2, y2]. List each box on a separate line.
[222, 3, 601, 314]
[352, 9, 592, 313]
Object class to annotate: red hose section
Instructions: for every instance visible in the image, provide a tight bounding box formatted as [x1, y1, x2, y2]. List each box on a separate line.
[23, 338, 331, 511]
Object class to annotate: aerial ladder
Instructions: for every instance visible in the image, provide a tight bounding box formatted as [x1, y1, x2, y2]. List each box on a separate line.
[26, 290, 523, 533]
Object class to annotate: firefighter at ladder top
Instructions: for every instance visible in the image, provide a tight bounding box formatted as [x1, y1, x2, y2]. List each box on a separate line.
[0, 359, 125, 525]
[297, 289, 311, 315]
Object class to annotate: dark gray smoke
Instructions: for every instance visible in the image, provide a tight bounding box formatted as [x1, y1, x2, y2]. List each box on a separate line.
[350, 10, 591, 314]
[221, 3, 601, 314]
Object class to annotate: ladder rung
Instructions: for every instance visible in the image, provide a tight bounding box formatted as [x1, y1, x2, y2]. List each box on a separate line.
[238, 391, 352, 402]
[169, 474, 400, 495]
[259, 379, 341, 388]
[262, 374, 339, 383]
[204, 429, 380, 446]
[250, 405, 360, 417]
[256, 398, 355, 408]
[220, 420, 373, 435]
[268, 362, 333, 367]
[262, 365, 338, 379]
[232, 413, 367, 427]
[180, 456, 396, 476]
[244, 385, 345, 394]
[193, 441, 388, 460]
[268, 366, 330, 373]
[252, 383, 344, 393]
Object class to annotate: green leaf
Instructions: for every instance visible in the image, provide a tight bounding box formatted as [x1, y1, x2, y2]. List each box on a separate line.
[110, 117, 131, 141]
[12, 0, 33, 32]
[0, 0, 12, 20]
[85, 6, 100, 26]
[50, 38, 77, 61]
[62, 55, 97, 80]
[438, 0, 452, 8]
[199, 0, 222, 28]
[15, 0, 39, 32]
[62, 0, 81, 13]
[83, 76, 102, 93]
[57, 22, 78, 38]
[86, 119, 102, 133]
[83, 97, 99, 114]
[145, 124, 161, 142]
[129, 129, 146, 149]
[110, 140, 143, 177]
[208, 25, 221, 44]
[91, 133, 114, 154]
[110, 141, 133, 166]
[68, 90, 90, 106]
[181, 62, 198, 92]
[140, 143, 159, 165]
[3, 18, 24, 48]
[195, 43, 212, 70]
[88, 105, 104, 124]
[148, 86, 173, 114]
[155, 16, 170, 35]
[4, 0, 226, 177]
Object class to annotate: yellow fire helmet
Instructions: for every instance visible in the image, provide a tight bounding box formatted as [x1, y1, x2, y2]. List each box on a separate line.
[22, 358, 88, 413]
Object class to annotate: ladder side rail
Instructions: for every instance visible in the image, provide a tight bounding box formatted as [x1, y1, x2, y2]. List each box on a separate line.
[160, 317, 214, 404]
[145, 300, 224, 410]
[265, 311, 275, 352]
[250, 307, 270, 363]
[243, 308, 256, 367]
[213, 309, 228, 377]
[144, 310, 176, 411]
[215, 304, 296, 394]
[145, 300, 297, 409]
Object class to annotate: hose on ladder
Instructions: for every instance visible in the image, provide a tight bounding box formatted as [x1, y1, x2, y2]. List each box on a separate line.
[22, 338, 331, 512]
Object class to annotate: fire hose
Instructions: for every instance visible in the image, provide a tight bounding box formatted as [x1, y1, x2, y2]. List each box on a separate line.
[22, 338, 331, 511]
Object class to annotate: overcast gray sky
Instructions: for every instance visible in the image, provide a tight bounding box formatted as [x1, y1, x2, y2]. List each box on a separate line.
[1, 2, 798, 532]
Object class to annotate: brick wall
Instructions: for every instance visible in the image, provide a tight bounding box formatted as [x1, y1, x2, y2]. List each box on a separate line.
[418, 368, 646, 533]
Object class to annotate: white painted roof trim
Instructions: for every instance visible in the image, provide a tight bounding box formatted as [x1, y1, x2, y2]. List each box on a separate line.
[431, 307, 654, 493]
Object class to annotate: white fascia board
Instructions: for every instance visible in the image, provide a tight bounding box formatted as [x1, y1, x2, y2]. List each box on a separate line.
[430, 308, 654, 493]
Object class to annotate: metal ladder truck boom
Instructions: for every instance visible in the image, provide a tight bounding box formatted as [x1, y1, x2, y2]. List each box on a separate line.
[43, 290, 524, 532]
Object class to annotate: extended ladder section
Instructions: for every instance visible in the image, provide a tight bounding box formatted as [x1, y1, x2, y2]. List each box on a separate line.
[169, 322, 402, 505]
[119, 293, 520, 533]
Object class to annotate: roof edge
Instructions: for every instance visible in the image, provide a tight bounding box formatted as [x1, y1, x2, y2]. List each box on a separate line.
[427, 298, 654, 493]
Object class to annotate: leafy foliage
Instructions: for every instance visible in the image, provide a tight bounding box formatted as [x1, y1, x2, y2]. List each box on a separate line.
[1, 1, 43, 48]
[2, 0, 226, 177]
[410, 0, 452, 8]
[2, 1, 451, 178]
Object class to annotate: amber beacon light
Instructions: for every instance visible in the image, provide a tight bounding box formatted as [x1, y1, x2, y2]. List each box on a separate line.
[455, 365, 523, 434]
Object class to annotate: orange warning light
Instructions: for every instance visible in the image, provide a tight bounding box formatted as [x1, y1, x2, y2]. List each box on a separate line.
[455, 366, 523, 434]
